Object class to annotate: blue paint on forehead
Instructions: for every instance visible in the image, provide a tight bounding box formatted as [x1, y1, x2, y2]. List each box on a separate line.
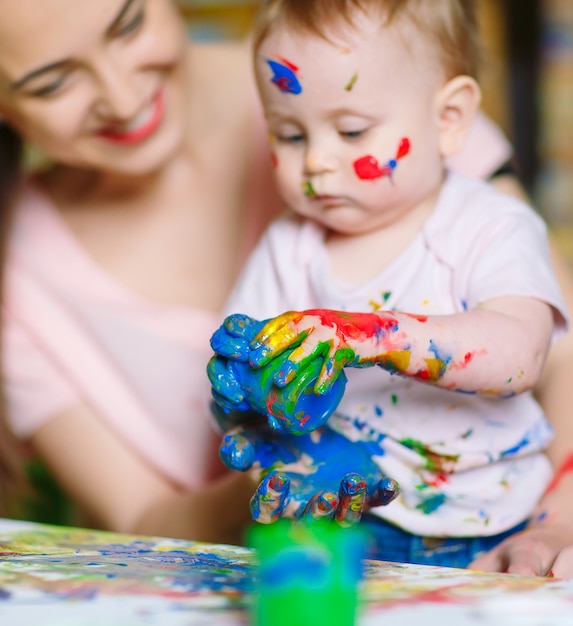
[267, 59, 302, 94]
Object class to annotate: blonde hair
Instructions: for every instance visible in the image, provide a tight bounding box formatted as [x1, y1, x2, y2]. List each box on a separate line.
[252, 0, 480, 79]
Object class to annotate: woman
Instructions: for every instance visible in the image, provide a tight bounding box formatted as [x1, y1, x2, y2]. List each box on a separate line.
[0, 0, 279, 543]
[0, 0, 572, 575]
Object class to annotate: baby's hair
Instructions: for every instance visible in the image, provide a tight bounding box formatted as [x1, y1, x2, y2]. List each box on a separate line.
[252, 0, 480, 79]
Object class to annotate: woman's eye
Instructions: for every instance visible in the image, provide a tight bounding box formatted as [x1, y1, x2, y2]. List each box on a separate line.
[30, 75, 68, 98]
[115, 8, 145, 37]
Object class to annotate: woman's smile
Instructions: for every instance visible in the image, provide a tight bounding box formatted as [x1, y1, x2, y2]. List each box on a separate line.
[97, 87, 164, 145]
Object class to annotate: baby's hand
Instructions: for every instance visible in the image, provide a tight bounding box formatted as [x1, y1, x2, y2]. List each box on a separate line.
[209, 312, 347, 434]
[219, 420, 399, 525]
[208, 313, 267, 415]
[210, 313, 265, 361]
[249, 309, 399, 392]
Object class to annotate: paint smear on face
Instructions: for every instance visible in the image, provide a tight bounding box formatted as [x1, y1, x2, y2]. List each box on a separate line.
[344, 72, 358, 91]
[270, 152, 278, 169]
[267, 57, 302, 94]
[353, 137, 411, 181]
[302, 180, 316, 196]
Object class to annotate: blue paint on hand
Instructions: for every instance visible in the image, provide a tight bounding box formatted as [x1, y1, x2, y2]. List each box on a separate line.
[209, 315, 347, 435]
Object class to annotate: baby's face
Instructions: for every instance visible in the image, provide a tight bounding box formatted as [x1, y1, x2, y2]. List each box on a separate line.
[256, 12, 448, 235]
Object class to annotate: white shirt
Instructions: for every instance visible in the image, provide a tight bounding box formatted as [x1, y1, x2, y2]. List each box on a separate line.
[225, 171, 568, 536]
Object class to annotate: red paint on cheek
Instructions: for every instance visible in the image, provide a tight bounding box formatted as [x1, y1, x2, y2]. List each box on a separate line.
[396, 137, 411, 158]
[353, 136, 411, 181]
[353, 155, 391, 180]
[270, 152, 278, 169]
[546, 452, 573, 493]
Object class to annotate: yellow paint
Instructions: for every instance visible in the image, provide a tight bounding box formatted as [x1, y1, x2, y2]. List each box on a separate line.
[378, 350, 411, 373]
[423, 358, 447, 381]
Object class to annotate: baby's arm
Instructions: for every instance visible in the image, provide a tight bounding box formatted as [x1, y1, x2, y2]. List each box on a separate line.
[249, 296, 554, 397]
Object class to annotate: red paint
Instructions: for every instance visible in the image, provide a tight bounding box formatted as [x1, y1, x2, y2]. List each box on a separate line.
[463, 352, 474, 365]
[274, 77, 291, 92]
[277, 56, 299, 72]
[426, 472, 449, 487]
[270, 152, 278, 169]
[407, 313, 428, 323]
[396, 137, 411, 158]
[353, 136, 411, 181]
[546, 452, 573, 493]
[305, 309, 399, 341]
[268, 473, 287, 490]
[353, 155, 392, 180]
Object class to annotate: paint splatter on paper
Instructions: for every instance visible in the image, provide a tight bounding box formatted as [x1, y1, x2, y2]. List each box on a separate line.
[0, 520, 570, 625]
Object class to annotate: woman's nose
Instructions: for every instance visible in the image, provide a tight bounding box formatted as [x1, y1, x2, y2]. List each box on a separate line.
[92, 54, 142, 121]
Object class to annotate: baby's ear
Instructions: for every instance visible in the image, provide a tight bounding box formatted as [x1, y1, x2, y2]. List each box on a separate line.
[434, 75, 481, 158]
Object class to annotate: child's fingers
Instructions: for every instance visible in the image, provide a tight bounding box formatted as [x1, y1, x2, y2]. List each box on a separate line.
[224, 313, 264, 342]
[207, 356, 246, 405]
[335, 473, 367, 528]
[219, 428, 256, 471]
[316, 365, 342, 394]
[250, 471, 291, 524]
[366, 477, 400, 508]
[273, 340, 321, 387]
[298, 491, 339, 523]
[210, 326, 251, 361]
[251, 311, 300, 347]
[250, 313, 308, 366]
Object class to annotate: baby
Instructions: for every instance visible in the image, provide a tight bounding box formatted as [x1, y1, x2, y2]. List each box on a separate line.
[210, 0, 568, 567]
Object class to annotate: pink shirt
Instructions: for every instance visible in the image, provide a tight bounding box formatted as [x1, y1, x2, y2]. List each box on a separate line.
[4, 184, 222, 490]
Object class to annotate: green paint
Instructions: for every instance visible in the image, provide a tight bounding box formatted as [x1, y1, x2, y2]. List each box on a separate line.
[391, 394, 398, 405]
[302, 180, 316, 196]
[416, 493, 446, 514]
[400, 438, 459, 472]
[249, 520, 366, 626]
[344, 72, 358, 91]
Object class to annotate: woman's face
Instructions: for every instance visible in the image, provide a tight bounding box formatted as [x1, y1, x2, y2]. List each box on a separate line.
[0, 0, 188, 176]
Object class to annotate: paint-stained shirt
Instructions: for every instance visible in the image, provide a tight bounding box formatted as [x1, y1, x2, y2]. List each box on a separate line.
[224, 171, 569, 537]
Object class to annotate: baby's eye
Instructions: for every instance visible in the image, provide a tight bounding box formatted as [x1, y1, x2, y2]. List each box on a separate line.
[340, 129, 367, 139]
[276, 133, 305, 144]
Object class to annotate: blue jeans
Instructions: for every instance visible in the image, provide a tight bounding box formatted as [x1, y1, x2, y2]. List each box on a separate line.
[360, 515, 527, 569]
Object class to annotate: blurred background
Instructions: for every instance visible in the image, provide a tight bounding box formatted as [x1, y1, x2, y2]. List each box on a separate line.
[178, 0, 573, 263]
